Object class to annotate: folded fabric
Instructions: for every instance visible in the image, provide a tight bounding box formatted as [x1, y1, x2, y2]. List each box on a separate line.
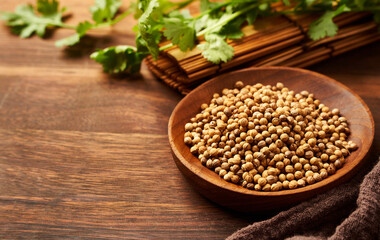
[227, 156, 380, 240]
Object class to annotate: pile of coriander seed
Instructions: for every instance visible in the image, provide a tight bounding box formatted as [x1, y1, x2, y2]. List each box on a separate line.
[184, 81, 358, 191]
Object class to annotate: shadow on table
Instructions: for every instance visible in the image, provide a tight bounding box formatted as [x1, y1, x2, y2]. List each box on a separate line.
[62, 35, 114, 58]
[203, 195, 283, 222]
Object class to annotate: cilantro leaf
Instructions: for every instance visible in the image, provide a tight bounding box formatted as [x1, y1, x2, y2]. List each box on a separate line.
[56, 0, 126, 47]
[37, 0, 65, 15]
[354, 0, 366, 9]
[308, 4, 350, 40]
[163, 17, 195, 51]
[195, 15, 213, 32]
[90, 0, 122, 24]
[76, 21, 94, 35]
[218, 17, 245, 39]
[168, 9, 192, 19]
[246, 8, 258, 25]
[138, 0, 150, 12]
[138, 0, 162, 59]
[282, 0, 291, 6]
[197, 33, 234, 64]
[135, 0, 173, 19]
[209, 13, 235, 33]
[90, 45, 148, 74]
[55, 21, 93, 47]
[200, 0, 219, 12]
[0, 0, 65, 38]
[147, 0, 195, 18]
[308, 11, 337, 40]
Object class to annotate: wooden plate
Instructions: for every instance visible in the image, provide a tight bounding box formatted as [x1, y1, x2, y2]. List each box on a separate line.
[168, 67, 374, 212]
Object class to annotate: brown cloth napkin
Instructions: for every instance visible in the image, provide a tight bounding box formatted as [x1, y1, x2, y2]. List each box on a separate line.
[227, 156, 380, 240]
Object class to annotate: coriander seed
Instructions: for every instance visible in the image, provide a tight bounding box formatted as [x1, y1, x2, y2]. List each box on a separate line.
[185, 81, 358, 191]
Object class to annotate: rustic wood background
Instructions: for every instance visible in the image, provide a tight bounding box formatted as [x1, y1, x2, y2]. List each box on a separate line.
[0, 0, 379, 239]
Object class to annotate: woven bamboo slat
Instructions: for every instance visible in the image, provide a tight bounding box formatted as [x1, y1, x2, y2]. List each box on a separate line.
[145, 11, 379, 95]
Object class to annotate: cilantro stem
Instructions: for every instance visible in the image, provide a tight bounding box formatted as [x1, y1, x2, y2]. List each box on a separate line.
[196, 3, 258, 36]
[174, 0, 196, 10]
[110, 9, 132, 25]
[60, 9, 133, 31]
[57, 23, 76, 29]
[87, 10, 132, 30]
[159, 43, 174, 51]
[191, 2, 230, 20]
[278, 6, 380, 15]
[157, 2, 260, 52]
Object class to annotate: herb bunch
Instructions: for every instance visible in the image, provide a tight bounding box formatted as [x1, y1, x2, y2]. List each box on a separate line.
[0, 0, 130, 47]
[1, 0, 380, 75]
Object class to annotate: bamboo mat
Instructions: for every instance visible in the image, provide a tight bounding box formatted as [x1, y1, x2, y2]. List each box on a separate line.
[145, 12, 380, 95]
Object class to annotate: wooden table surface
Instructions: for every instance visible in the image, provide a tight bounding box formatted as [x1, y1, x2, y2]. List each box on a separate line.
[0, 1, 379, 239]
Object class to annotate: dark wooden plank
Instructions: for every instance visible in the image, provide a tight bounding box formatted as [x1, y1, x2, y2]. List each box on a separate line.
[0, 0, 379, 239]
[0, 70, 180, 134]
[0, 128, 269, 239]
[0, 0, 182, 134]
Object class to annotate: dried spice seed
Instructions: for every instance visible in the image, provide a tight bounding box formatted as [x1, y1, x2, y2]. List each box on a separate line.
[184, 82, 358, 191]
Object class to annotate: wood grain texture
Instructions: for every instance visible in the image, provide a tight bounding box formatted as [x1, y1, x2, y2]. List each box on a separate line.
[0, 0, 379, 239]
[169, 67, 374, 211]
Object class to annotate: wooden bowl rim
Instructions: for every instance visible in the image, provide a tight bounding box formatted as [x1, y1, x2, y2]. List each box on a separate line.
[168, 66, 374, 197]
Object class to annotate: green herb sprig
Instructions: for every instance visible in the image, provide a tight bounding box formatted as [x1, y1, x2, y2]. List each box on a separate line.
[1, 0, 132, 47]
[1, 0, 69, 38]
[1, 0, 380, 75]
[90, 0, 380, 74]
